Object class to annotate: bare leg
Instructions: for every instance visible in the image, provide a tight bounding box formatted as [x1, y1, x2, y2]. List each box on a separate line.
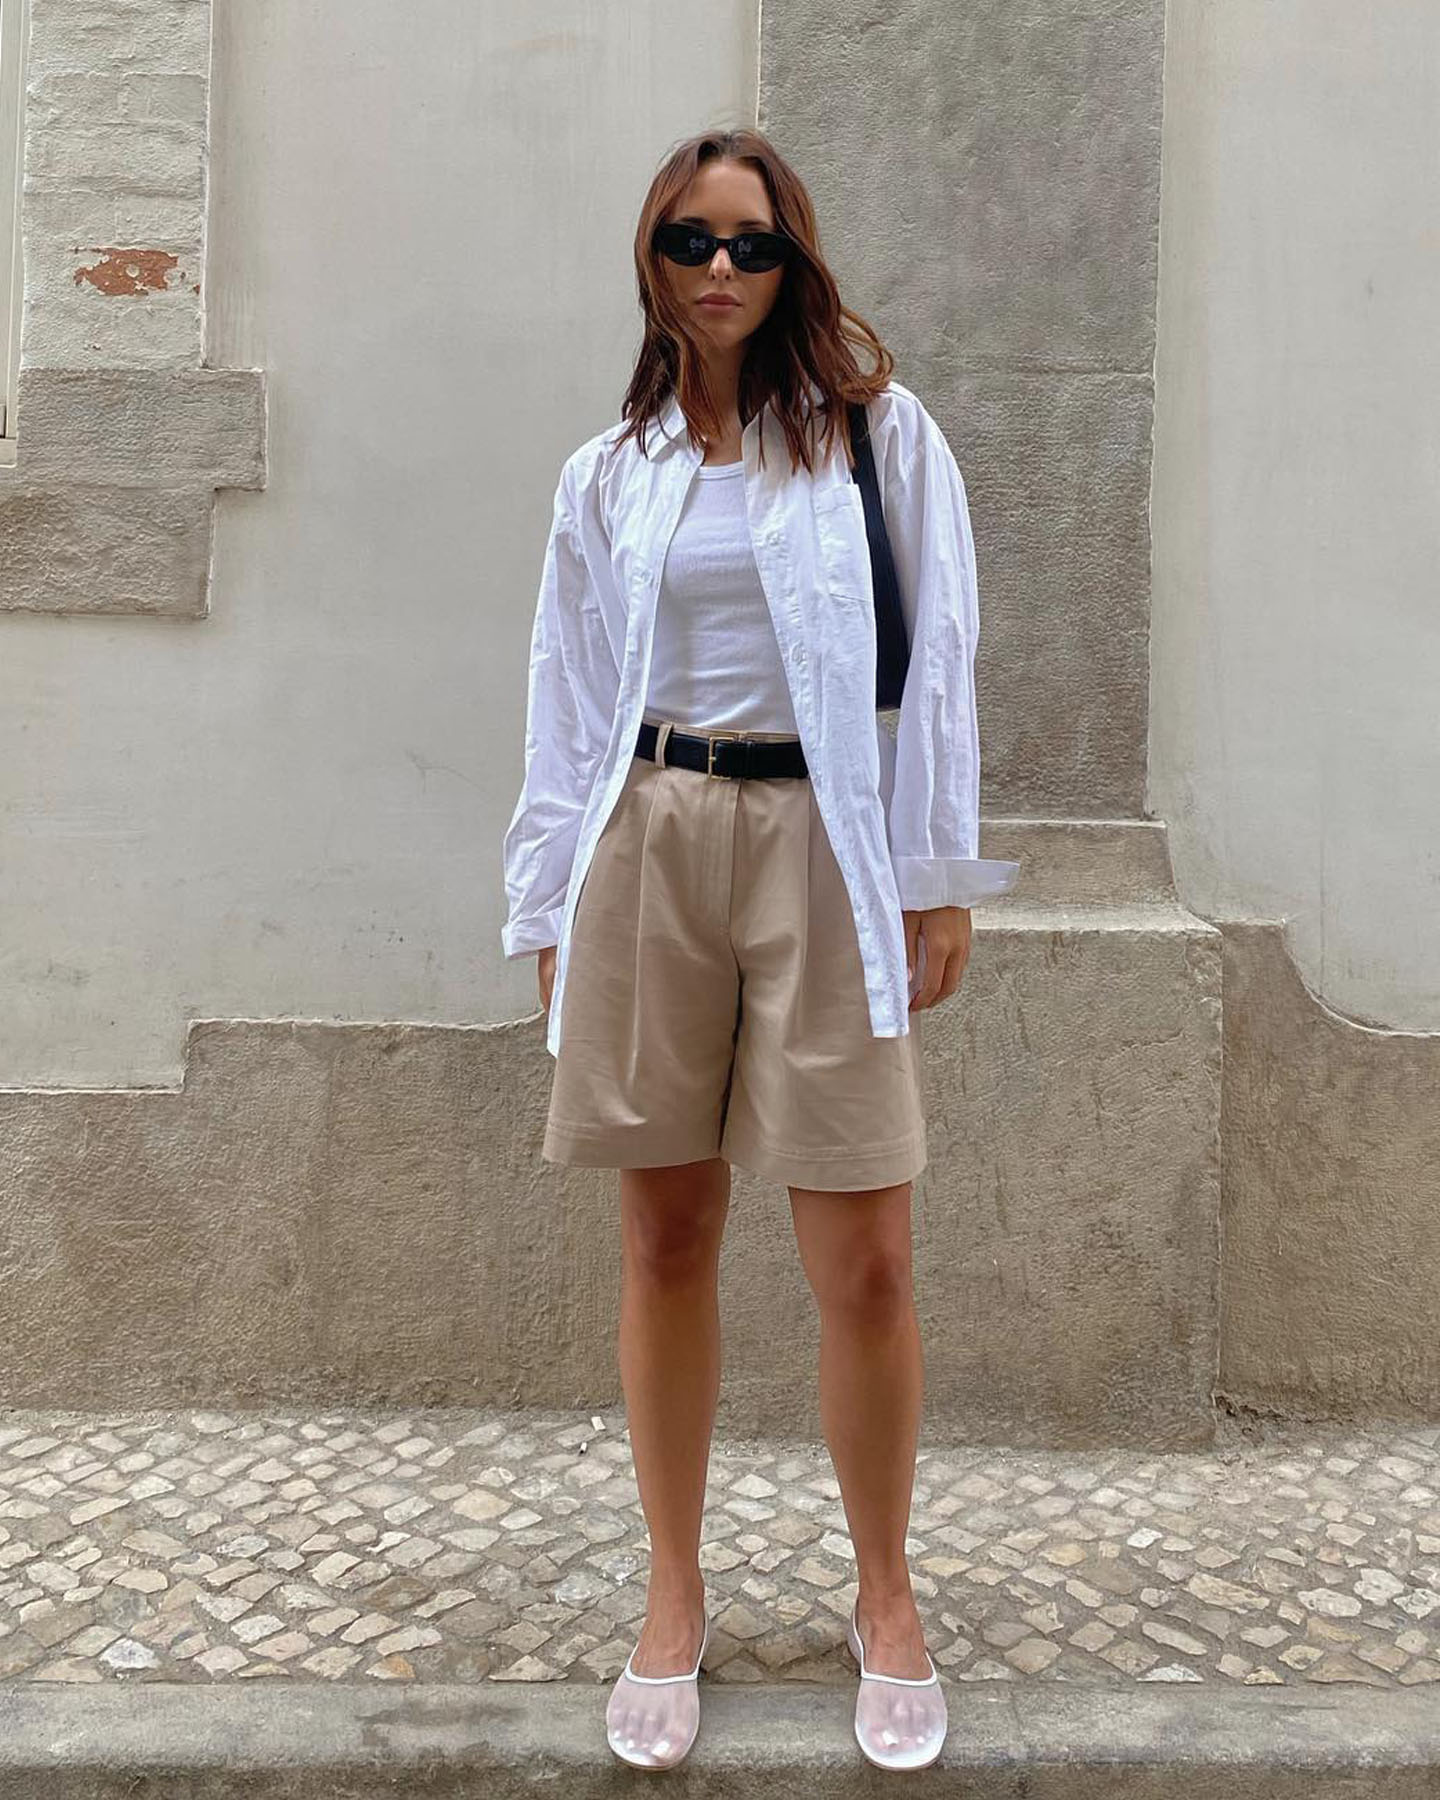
[788, 1179, 932, 1675]
[617, 1154, 730, 1673]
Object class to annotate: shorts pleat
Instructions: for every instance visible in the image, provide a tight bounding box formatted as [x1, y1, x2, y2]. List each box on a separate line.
[541, 717, 926, 1191]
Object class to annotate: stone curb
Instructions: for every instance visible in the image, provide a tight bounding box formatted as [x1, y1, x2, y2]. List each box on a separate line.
[2, 1681, 1439, 1797]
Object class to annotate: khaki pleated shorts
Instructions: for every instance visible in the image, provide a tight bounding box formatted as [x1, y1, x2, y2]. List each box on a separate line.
[542, 713, 927, 1192]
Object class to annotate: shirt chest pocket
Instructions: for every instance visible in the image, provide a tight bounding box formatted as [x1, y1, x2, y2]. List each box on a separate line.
[812, 482, 869, 601]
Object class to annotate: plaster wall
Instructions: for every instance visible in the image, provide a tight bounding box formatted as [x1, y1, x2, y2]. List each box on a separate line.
[0, 0, 757, 1085]
[1151, 1, 1440, 1029]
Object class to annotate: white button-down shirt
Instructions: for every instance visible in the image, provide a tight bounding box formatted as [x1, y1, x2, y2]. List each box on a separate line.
[502, 377, 1020, 1059]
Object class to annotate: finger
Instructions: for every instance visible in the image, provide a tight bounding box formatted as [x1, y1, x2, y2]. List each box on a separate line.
[910, 954, 944, 1011]
[903, 912, 921, 979]
[934, 948, 964, 1004]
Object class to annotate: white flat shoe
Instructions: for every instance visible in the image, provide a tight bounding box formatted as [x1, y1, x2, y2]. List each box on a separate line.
[846, 1597, 948, 1771]
[605, 1605, 710, 1770]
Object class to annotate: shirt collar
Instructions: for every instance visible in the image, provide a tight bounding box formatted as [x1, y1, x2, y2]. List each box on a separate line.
[652, 388, 690, 454]
[644, 378, 824, 459]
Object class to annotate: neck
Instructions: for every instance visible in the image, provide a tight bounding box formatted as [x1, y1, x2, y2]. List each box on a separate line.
[696, 342, 746, 428]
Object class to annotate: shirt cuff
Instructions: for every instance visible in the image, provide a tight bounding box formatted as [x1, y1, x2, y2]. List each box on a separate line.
[892, 855, 1021, 911]
[501, 909, 564, 959]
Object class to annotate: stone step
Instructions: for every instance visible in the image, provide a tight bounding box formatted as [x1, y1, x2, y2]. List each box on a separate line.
[981, 815, 1183, 906]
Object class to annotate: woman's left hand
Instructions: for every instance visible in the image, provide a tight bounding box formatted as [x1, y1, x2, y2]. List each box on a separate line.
[902, 906, 972, 1012]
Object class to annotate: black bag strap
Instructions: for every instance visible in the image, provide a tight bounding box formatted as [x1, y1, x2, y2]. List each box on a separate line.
[846, 399, 909, 712]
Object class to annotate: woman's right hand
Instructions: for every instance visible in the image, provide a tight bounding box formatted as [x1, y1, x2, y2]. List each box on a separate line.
[537, 943, 557, 1013]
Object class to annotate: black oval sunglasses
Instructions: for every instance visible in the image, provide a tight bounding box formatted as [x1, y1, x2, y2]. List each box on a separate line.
[652, 221, 794, 275]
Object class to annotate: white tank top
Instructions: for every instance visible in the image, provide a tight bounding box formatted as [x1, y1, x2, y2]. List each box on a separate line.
[643, 460, 799, 735]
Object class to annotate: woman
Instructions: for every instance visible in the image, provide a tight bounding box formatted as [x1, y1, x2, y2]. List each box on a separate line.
[501, 128, 1019, 1772]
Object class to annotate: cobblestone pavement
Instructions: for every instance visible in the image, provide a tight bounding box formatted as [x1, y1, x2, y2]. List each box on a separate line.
[1, 1407, 1437, 1690]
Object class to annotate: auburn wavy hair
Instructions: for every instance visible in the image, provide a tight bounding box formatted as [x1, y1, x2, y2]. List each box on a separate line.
[613, 127, 896, 476]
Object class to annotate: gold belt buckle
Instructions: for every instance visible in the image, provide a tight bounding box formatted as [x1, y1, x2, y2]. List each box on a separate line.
[705, 728, 747, 779]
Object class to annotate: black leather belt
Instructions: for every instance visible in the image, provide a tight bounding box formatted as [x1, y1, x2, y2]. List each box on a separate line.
[634, 718, 809, 780]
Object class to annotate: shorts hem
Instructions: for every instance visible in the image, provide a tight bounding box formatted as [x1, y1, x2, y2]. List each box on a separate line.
[542, 1119, 721, 1171]
[721, 1124, 928, 1193]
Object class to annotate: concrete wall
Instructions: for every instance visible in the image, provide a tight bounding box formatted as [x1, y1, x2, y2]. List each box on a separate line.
[1219, 922, 1440, 1417]
[0, 890, 1225, 1448]
[763, 0, 1164, 827]
[1151, 1, 1440, 1032]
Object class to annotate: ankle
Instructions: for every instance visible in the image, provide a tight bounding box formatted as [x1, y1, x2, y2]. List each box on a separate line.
[857, 1582, 919, 1623]
[646, 1574, 706, 1614]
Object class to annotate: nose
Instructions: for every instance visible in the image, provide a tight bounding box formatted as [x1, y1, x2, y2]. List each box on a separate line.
[708, 247, 734, 276]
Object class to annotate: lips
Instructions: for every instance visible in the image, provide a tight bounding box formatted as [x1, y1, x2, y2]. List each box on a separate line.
[698, 296, 740, 308]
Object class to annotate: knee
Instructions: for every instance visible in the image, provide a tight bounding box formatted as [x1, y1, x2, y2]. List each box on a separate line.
[626, 1213, 726, 1285]
[812, 1243, 913, 1327]
[622, 1171, 729, 1286]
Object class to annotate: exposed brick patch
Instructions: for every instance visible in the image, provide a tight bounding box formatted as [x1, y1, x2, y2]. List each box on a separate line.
[73, 247, 182, 296]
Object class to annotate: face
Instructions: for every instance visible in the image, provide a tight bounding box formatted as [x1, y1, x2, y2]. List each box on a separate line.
[658, 159, 786, 346]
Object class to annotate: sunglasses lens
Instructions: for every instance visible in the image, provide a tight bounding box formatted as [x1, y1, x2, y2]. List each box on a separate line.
[653, 224, 790, 272]
[654, 223, 713, 265]
[733, 233, 787, 273]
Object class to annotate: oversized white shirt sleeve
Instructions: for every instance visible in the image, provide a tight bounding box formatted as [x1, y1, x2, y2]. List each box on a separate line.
[500, 453, 618, 958]
[881, 398, 1021, 910]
